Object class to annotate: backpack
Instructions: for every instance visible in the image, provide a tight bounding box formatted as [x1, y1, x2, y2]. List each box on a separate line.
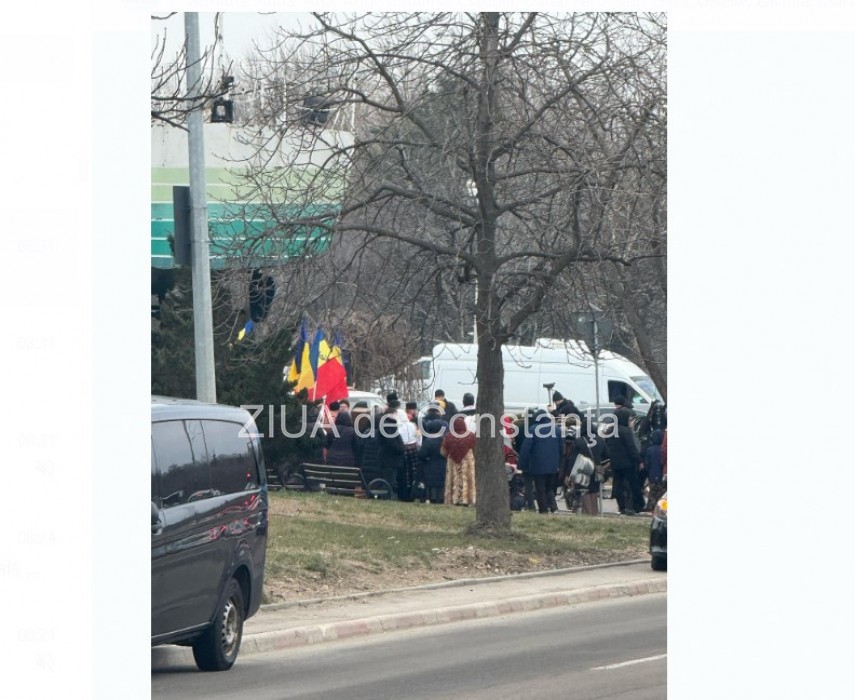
[570, 453, 596, 488]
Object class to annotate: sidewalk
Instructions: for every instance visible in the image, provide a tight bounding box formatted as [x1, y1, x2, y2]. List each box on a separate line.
[152, 559, 666, 666]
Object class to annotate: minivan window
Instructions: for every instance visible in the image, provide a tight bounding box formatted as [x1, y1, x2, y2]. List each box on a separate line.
[153, 420, 211, 508]
[151, 439, 159, 501]
[202, 420, 259, 495]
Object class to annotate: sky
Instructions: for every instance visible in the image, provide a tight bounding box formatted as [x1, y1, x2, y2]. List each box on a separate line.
[6, 2, 855, 699]
[152, 11, 310, 62]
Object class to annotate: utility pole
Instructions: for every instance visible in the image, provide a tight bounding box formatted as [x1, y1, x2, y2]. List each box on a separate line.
[591, 308, 602, 517]
[185, 12, 217, 403]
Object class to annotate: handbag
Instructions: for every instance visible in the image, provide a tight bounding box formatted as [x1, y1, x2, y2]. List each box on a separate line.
[570, 453, 595, 488]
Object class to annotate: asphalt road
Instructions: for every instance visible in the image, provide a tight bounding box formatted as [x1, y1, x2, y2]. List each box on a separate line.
[152, 593, 666, 699]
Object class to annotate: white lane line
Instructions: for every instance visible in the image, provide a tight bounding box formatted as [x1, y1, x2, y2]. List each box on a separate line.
[591, 654, 667, 671]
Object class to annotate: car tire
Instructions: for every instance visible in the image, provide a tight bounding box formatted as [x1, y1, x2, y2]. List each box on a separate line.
[651, 555, 667, 571]
[192, 579, 245, 671]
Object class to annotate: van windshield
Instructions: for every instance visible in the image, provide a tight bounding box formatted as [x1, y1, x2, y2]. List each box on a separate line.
[632, 375, 663, 403]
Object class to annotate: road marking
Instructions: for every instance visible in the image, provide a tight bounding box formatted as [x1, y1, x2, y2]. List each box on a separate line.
[591, 654, 667, 671]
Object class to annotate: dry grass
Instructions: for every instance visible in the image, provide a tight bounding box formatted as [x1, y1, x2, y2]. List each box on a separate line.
[262, 490, 650, 603]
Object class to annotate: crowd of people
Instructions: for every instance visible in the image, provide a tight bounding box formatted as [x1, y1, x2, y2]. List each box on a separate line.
[308, 388, 667, 515]
[509, 394, 667, 516]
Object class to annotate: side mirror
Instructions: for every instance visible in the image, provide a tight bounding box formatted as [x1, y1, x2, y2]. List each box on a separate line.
[151, 501, 160, 527]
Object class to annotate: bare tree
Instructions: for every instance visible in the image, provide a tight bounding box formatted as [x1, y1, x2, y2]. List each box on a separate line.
[231, 12, 666, 534]
[151, 13, 234, 129]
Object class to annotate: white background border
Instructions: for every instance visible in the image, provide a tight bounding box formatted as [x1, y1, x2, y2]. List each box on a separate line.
[5, 2, 854, 697]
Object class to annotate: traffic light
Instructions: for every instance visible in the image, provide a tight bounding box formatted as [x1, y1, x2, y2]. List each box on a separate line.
[171, 186, 191, 266]
[299, 95, 331, 126]
[210, 98, 234, 123]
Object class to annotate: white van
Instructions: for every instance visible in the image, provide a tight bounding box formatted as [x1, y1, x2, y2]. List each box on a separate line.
[413, 339, 663, 416]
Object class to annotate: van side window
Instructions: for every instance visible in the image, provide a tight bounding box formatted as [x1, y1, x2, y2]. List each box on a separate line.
[153, 420, 211, 508]
[202, 420, 260, 495]
[608, 381, 629, 404]
[608, 381, 644, 407]
[151, 439, 159, 502]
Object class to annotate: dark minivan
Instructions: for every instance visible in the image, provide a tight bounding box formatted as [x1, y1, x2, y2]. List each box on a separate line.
[151, 396, 268, 671]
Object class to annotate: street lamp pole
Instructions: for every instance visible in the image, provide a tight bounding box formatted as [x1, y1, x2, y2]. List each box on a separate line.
[185, 12, 217, 403]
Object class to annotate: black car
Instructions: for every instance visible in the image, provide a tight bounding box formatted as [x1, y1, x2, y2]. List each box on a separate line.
[649, 491, 667, 571]
[151, 396, 269, 671]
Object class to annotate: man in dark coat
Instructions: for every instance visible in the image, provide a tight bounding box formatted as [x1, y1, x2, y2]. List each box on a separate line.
[612, 396, 635, 427]
[325, 411, 357, 466]
[354, 408, 383, 482]
[418, 404, 448, 503]
[517, 410, 563, 514]
[513, 414, 536, 511]
[376, 406, 405, 498]
[550, 390, 584, 425]
[434, 389, 459, 422]
[601, 411, 645, 514]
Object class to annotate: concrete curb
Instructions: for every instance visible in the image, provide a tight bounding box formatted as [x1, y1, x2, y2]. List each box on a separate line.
[242, 576, 666, 657]
[260, 558, 651, 612]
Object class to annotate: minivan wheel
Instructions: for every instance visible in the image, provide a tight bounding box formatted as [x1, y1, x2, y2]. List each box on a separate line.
[651, 555, 667, 571]
[192, 579, 245, 671]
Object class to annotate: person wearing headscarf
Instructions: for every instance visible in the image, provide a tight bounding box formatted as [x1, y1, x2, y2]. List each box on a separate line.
[441, 415, 476, 506]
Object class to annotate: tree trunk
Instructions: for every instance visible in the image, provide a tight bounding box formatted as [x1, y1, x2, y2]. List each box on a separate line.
[473, 328, 511, 534]
[469, 13, 510, 535]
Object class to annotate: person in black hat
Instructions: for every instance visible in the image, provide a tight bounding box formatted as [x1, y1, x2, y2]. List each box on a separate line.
[612, 395, 635, 429]
[405, 401, 418, 422]
[550, 390, 583, 422]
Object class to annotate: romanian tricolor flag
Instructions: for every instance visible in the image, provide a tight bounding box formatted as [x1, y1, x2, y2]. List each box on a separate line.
[286, 320, 315, 393]
[312, 329, 349, 405]
[236, 319, 255, 342]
